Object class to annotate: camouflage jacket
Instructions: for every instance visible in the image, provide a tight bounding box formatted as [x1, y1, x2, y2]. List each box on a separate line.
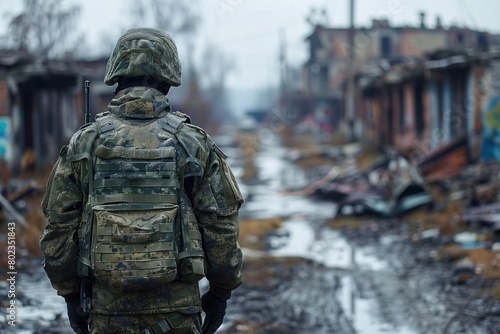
[40, 87, 244, 314]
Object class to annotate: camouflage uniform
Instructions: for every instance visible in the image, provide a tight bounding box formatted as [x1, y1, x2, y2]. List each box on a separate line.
[40, 28, 244, 334]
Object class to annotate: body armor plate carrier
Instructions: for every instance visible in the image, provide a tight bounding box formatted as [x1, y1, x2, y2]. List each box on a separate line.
[76, 112, 205, 290]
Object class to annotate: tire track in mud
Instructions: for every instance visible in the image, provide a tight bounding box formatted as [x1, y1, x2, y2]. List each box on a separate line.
[345, 238, 500, 334]
[225, 261, 357, 334]
[271, 266, 356, 333]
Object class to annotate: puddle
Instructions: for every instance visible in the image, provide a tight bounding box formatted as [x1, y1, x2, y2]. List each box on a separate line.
[270, 219, 388, 272]
[1, 269, 72, 333]
[242, 136, 336, 220]
[268, 218, 419, 334]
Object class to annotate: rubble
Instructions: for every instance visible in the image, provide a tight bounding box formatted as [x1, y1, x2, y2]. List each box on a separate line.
[233, 131, 500, 332]
[315, 149, 432, 218]
[417, 135, 468, 182]
[0, 192, 28, 228]
[0, 177, 45, 272]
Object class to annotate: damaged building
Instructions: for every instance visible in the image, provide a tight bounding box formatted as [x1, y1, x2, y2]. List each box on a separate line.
[295, 11, 500, 149]
[360, 49, 500, 176]
[0, 51, 111, 175]
[295, 12, 500, 227]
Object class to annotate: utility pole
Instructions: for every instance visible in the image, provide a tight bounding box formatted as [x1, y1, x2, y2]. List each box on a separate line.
[346, 0, 356, 142]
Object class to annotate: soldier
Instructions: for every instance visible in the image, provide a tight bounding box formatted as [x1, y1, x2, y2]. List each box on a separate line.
[40, 28, 244, 334]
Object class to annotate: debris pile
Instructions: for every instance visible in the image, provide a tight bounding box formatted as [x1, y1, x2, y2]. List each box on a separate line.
[0, 178, 45, 272]
[314, 149, 432, 218]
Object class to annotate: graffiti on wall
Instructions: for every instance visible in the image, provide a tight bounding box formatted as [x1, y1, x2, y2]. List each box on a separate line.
[0, 117, 11, 161]
[481, 62, 500, 161]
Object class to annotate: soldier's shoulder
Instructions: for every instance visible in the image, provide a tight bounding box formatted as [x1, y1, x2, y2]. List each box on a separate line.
[68, 122, 100, 153]
[176, 122, 217, 158]
[180, 123, 210, 144]
[181, 123, 209, 138]
[172, 110, 191, 123]
[74, 121, 99, 139]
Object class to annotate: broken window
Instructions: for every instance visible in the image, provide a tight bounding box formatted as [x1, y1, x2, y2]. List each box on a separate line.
[450, 69, 467, 138]
[437, 80, 444, 136]
[319, 66, 329, 94]
[381, 36, 392, 58]
[398, 87, 405, 134]
[414, 81, 425, 140]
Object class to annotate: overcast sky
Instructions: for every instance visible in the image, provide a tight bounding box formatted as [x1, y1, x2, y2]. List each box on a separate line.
[2, 0, 500, 91]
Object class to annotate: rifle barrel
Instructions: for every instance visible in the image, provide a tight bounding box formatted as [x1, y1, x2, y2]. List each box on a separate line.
[84, 80, 91, 124]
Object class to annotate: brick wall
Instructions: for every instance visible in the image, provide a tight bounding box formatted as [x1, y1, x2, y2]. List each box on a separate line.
[0, 80, 8, 117]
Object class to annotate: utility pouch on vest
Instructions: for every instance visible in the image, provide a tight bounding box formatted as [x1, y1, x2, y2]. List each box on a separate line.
[91, 203, 179, 290]
[77, 202, 94, 281]
[176, 209, 205, 283]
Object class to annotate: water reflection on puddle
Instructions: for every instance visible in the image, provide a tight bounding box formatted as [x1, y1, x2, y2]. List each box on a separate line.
[0, 268, 71, 333]
[269, 218, 419, 334]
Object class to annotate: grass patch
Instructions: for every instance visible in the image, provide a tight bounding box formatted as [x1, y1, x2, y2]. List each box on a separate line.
[239, 218, 282, 250]
[327, 215, 370, 229]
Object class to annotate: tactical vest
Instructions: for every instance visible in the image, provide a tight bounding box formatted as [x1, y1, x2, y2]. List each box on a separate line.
[76, 112, 205, 290]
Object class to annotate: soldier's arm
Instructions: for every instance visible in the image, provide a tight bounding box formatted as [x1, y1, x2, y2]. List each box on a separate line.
[40, 146, 83, 297]
[193, 142, 244, 297]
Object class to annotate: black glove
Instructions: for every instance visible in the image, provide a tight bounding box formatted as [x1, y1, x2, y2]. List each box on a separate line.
[64, 293, 90, 334]
[201, 291, 230, 334]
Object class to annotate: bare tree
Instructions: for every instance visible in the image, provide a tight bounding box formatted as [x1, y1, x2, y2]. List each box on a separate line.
[2, 0, 82, 58]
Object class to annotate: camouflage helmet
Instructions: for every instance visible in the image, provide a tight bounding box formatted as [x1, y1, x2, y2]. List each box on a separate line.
[104, 28, 181, 87]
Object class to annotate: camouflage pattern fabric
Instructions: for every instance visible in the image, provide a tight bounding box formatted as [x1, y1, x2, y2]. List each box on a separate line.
[108, 86, 173, 118]
[40, 87, 244, 316]
[104, 28, 182, 87]
[91, 312, 201, 334]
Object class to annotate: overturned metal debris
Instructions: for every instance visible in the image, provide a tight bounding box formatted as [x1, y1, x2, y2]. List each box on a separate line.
[319, 150, 432, 217]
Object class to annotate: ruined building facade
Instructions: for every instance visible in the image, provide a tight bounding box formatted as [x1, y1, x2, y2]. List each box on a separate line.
[297, 13, 500, 166]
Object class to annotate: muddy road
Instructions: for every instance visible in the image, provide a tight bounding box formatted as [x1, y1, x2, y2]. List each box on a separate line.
[220, 133, 500, 334]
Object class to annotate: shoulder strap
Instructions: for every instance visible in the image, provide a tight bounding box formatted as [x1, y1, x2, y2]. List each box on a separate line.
[96, 113, 119, 137]
[160, 112, 189, 135]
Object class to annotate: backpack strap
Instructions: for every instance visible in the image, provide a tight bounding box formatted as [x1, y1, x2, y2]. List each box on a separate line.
[96, 113, 119, 137]
[74, 113, 118, 288]
[160, 112, 189, 135]
[159, 112, 205, 282]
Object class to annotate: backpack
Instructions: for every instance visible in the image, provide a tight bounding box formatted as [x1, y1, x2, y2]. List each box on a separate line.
[75, 112, 205, 291]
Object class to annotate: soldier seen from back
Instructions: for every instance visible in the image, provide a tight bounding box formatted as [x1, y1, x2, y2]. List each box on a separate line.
[40, 27, 244, 334]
